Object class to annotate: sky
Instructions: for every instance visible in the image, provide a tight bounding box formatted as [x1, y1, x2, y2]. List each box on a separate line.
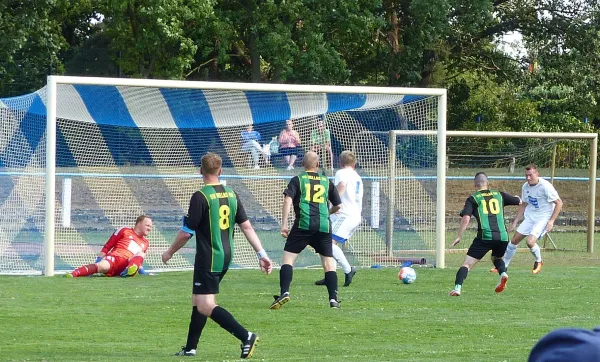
[498, 31, 525, 58]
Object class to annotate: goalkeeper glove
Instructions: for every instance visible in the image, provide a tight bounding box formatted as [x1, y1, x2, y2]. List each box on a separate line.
[138, 267, 152, 275]
[401, 261, 413, 268]
[95, 256, 103, 263]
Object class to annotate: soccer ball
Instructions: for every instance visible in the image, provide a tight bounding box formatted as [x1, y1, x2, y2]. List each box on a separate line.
[398, 267, 417, 284]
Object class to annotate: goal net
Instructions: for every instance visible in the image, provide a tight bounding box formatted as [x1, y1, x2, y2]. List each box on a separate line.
[444, 135, 598, 252]
[0, 77, 445, 275]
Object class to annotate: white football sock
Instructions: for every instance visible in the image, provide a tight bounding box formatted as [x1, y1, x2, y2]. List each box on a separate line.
[332, 244, 352, 274]
[529, 244, 542, 262]
[503, 243, 518, 267]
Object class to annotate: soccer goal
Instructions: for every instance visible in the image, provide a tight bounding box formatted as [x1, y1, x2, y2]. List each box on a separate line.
[388, 129, 598, 268]
[0, 76, 447, 276]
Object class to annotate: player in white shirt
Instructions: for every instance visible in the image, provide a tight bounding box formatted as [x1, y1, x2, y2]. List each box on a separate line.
[501, 164, 563, 274]
[315, 151, 363, 287]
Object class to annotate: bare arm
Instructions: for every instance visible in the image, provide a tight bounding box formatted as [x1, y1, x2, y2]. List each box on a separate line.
[546, 198, 563, 232]
[451, 215, 471, 246]
[281, 196, 293, 237]
[240, 220, 265, 253]
[239, 220, 272, 274]
[161, 230, 192, 264]
[510, 202, 527, 232]
[293, 130, 301, 145]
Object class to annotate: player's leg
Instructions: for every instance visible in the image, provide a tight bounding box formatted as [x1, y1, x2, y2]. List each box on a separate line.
[492, 242, 509, 293]
[313, 232, 339, 307]
[176, 269, 215, 356]
[175, 304, 206, 356]
[449, 239, 485, 296]
[270, 250, 297, 309]
[527, 219, 548, 274]
[503, 227, 527, 268]
[279, 251, 299, 295]
[67, 258, 111, 277]
[193, 272, 259, 359]
[314, 240, 355, 286]
[330, 215, 353, 274]
[120, 251, 145, 277]
[271, 230, 305, 309]
[315, 215, 356, 286]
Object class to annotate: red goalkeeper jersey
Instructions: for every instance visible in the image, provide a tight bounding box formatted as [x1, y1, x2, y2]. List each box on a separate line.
[101, 227, 149, 260]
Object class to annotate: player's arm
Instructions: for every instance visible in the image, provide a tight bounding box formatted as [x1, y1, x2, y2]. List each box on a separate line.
[233, 193, 272, 274]
[452, 197, 473, 246]
[336, 180, 347, 199]
[452, 215, 471, 247]
[546, 198, 563, 232]
[281, 177, 299, 237]
[162, 192, 203, 264]
[239, 222, 273, 275]
[500, 192, 522, 206]
[328, 180, 341, 214]
[99, 228, 124, 259]
[281, 196, 293, 238]
[510, 202, 527, 232]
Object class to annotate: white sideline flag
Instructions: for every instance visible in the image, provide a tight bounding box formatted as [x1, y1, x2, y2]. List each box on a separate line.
[62, 178, 72, 228]
[371, 181, 380, 228]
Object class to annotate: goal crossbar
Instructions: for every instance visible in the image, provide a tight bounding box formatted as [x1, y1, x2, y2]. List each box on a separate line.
[42, 75, 447, 276]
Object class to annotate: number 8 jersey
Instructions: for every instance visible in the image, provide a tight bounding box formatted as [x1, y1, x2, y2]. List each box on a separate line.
[184, 183, 248, 273]
[460, 189, 521, 241]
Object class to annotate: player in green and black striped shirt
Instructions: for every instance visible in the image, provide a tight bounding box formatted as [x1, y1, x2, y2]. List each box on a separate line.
[162, 152, 272, 359]
[270, 151, 342, 310]
[449, 172, 521, 297]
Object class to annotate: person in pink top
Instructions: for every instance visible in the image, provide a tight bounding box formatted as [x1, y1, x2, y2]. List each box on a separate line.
[278, 119, 301, 170]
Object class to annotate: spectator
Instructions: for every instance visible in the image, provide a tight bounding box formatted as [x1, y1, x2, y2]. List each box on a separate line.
[241, 124, 268, 169]
[278, 120, 301, 170]
[310, 119, 334, 170]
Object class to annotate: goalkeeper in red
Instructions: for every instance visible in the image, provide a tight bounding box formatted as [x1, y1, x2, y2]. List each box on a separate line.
[449, 173, 521, 296]
[66, 215, 152, 278]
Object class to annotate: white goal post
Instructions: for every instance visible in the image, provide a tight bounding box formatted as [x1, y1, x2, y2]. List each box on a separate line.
[389, 130, 598, 269]
[40, 75, 447, 276]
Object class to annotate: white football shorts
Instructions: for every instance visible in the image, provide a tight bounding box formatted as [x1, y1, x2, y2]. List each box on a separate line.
[516, 215, 551, 239]
[330, 214, 361, 243]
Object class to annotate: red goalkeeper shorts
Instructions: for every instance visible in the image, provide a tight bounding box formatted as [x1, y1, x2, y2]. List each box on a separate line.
[104, 255, 129, 276]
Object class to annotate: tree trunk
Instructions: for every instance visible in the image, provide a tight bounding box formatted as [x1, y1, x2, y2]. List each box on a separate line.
[248, 30, 261, 82]
[384, 0, 401, 84]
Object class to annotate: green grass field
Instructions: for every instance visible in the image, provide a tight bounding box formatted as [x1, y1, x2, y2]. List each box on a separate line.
[2, 251, 600, 362]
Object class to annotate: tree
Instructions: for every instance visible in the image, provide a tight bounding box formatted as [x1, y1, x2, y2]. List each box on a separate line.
[0, 0, 66, 96]
[98, 0, 216, 79]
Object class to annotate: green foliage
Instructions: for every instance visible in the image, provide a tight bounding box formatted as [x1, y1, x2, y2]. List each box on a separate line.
[99, 0, 215, 79]
[0, 0, 66, 96]
[2, 0, 600, 145]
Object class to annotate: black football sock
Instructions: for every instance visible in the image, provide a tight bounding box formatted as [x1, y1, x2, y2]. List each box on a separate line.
[454, 266, 469, 286]
[493, 258, 507, 275]
[210, 306, 248, 342]
[185, 306, 207, 351]
[280, 264, 293, 295]
[324, 271, 338, 300]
